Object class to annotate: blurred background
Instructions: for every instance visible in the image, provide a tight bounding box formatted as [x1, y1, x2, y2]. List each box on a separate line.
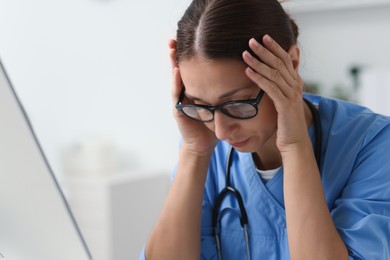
[0, 0, 390, 259]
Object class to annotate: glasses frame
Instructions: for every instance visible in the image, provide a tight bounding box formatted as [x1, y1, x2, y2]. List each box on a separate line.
[175, 88, 265, 122]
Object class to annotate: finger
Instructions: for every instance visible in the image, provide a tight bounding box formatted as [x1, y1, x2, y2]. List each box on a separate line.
[168, 38, 176, 50]
[248, 37, 298, 92]
[169, 48, 177, 70]
[171, 67, 183, 104]
[248, 38, 296, 88]
[245, 66, 288, 105]
[168, 38, 177, 69]
[262, 35, 298, 80]
[245, 66, 304, 117]
[243, 50, 292, 98]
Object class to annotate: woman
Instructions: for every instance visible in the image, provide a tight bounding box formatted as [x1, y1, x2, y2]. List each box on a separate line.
[142, 0, 390, 259]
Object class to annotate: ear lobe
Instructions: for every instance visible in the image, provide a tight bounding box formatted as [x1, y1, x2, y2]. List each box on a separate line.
[288, 45, 300, 72]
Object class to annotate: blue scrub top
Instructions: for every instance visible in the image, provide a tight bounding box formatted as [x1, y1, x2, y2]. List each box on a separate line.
[140, 95, 390, 260]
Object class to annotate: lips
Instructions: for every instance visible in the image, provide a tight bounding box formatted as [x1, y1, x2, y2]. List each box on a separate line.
[228, 137, 251, 148]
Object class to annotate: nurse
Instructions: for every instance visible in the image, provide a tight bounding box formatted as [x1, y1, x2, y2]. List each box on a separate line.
[142, 0, 390, 259]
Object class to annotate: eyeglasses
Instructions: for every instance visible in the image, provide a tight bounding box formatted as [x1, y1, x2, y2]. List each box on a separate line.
[175, 89, 265, 122]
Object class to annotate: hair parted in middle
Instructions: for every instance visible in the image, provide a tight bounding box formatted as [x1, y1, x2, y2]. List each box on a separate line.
[176, 0, 299, 63]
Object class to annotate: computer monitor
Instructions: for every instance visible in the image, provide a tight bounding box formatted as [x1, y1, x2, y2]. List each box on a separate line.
[0, 59, 92, 260]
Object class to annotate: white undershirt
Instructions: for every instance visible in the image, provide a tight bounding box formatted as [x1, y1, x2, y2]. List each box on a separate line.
[256, 167, 281, 183]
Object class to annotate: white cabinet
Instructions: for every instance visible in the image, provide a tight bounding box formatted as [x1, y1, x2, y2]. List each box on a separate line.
[64, 173, 170, 260]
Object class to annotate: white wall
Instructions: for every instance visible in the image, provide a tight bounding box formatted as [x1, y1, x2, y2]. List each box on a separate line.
[2, 1, 390, 178]
[291, 4, 390, 97]
[0, 0, 192, 178]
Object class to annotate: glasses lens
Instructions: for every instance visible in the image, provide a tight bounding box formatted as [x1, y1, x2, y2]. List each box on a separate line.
[182, 106, 213, 121]
[223, 103, 257, 119]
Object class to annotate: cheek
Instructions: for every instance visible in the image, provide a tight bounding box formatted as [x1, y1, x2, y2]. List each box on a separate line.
[259, 95, 278, 125]
[204, 122, 215, 132]
[256, 95, 278, 132]
[244, 96, 278, 150]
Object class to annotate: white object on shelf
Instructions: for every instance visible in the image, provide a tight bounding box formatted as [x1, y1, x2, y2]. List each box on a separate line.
[61, 138, 120, 177]
[359, 67, 390, 116]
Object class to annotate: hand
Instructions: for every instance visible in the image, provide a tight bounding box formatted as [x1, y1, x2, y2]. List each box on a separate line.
[242, 35, 310, 154]
[168, 39, 218, 156]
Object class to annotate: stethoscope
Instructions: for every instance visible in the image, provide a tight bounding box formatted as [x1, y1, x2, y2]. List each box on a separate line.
[211, 98, 322, 260]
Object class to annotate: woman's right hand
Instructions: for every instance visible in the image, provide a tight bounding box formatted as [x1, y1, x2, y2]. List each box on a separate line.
[169, 39, 218, 157]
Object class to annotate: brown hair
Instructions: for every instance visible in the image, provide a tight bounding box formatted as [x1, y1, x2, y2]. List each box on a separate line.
[176, 0, 299, 63]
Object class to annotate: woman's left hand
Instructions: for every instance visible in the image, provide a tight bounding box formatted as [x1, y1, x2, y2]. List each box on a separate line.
[243, 36, 349, 260]
[242, 35, 311, 155]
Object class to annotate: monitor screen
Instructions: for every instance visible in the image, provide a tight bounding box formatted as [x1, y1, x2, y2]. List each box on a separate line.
[0, 59, 92, 260]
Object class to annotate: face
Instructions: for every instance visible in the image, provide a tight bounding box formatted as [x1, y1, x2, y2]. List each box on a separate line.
[179, 55, 278, 155]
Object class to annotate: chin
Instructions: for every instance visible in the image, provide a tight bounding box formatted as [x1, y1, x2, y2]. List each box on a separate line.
[231, 142, 257, 153]
[234, 138, 265, 155]
[232, 147, 252, 153]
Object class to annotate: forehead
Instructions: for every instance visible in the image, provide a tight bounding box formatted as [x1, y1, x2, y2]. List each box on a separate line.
[179, 55, 252, 97]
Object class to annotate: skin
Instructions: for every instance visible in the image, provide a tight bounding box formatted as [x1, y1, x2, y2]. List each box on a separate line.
[179, 56, 281, 169]
[146, 35, 349, 259]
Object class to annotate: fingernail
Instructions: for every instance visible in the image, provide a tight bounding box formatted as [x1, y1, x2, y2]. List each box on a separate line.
[264, 34, 273, 44]
[246, 67, 255, 74]
[250, 38, 260, 47]
[243, 50, 252, 59]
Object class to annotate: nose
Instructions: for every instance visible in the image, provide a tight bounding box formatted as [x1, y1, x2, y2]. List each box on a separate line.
[213, 111, 235, 140]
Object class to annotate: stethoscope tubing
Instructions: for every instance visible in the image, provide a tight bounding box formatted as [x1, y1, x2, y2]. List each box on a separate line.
[211, 98, 322, 260]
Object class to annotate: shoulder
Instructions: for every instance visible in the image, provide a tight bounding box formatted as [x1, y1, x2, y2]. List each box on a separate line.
[311, 95, 390, 144]
[306, 94, 390, 172]
[309, 95, 390, 208]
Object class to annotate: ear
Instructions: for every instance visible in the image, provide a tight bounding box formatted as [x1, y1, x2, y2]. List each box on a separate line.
[287, 45, 300, 73]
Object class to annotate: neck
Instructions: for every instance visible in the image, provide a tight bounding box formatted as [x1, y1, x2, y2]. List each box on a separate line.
[303, 98, 314, 129]
[253, 132, 281, 170]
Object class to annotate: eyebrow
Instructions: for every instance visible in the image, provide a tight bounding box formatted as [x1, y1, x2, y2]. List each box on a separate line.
[185, 85, 255, 102]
